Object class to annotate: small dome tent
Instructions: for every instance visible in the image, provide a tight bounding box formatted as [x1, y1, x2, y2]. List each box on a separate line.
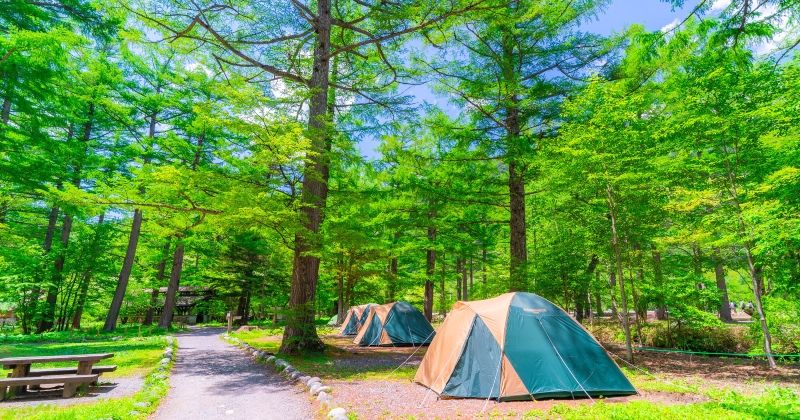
[340, 304, 376, 335]
[415, 292, 635, 400]
[353, 301, 435, 346]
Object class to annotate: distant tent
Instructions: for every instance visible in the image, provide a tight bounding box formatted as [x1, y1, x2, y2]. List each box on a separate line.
[415, 292, 636, 400]
[327, 314, 339, 326]
[340, 304, 376, 335]
[353, 301, 435, 346]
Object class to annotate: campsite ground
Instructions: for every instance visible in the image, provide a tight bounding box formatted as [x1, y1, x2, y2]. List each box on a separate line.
[232, 325, 800, 419]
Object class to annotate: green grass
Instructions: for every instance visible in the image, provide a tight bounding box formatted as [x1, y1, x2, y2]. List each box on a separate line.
[0, 327, 176, 419]
[520, 387, 800, 419]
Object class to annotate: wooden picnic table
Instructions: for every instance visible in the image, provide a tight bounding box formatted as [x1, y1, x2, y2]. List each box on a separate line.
[0, 353, 114, 399]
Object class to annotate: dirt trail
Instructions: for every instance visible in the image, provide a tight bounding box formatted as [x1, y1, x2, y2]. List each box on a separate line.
[152, 328, 311, 420]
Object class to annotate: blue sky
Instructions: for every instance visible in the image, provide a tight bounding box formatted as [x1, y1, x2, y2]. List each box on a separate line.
[357, 0, 704, 159]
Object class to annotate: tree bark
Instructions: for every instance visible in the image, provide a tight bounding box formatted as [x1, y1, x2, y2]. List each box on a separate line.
[456, 258, 462, 301]
[38, 213, 73, 333]
[337, 257, 345, 322]
[439, 252, 447, 316]
[652, 249, 668, 320]
[424, 225, 436, 321]
[714, 248, 733, 322]
[280, 0, 332, 353]
[144, 238, 171, 326]
[159, 242, 185, 329]
[71, 213, 105, 329]
[103, 209, 143, 331]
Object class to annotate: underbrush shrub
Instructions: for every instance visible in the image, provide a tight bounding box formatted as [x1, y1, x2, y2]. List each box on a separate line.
[639, 320, 751, 353]
[752, 296, 800, 355]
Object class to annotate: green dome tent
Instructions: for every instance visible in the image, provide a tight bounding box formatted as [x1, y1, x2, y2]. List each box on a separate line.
[340, 304, 376, 335]
[415, 292, 636, 400]
[353, 301, 435, 346]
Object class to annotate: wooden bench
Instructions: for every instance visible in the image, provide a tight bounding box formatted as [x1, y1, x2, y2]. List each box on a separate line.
[25, 365, 117, 378]
[0, 353, 113, 400]
[0, 374, 99, 400]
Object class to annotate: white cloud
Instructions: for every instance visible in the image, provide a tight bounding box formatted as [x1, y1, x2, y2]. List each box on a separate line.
[711, 0, 731, 12]
[661, 18, 680, 33]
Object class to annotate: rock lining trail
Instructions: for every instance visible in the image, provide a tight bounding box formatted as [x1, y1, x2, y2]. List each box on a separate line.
[153, 328, 311, 420]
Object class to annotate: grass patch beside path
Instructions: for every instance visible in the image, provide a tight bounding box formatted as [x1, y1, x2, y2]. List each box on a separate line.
[230, 326, 420, 382]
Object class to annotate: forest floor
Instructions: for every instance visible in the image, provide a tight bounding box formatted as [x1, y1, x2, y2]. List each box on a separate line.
[232, 327, 800, 419]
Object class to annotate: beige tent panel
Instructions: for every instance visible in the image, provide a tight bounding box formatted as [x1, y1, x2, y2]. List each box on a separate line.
[413, 302, 476, 393]
[462, 292, 515, 350]
[352, 302, 395, 345]
[499, 354, 528, 398]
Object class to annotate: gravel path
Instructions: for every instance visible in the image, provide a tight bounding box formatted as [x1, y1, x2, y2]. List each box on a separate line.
[152, 328, 311, 420]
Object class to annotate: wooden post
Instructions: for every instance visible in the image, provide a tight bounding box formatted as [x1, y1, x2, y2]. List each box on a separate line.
[10, 364, 29, 397]
[227, 312, 233, 334]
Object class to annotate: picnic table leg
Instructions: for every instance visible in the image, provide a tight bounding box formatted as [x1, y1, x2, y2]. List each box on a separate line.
[10, 364, 30, 397]
[76, 361, 93, 394]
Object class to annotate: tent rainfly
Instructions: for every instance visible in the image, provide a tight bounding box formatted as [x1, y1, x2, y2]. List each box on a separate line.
[415, 292, 636, 400]
[340, 304, 376, 335]
[353, 301, 435, 346]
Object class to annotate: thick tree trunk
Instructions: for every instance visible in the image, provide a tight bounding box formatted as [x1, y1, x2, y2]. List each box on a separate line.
[280, 0, 332, 353]
[508, 159, 527, 292]
[104, 209, 143, 331]
[424, 225, 436, 321]
[158, 242, 185, 329]
[607, 183, 633, 362]
[236, 288, 251, 325]
[714, 248, 733, 323]
[502, 29, 528, 293]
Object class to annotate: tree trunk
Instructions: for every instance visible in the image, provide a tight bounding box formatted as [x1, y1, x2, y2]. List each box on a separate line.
[144, 238, 171, 326]
[71, 213, 105, 329]
[607, 183, 633, 362]
[336, 258, 345, 322]
[723, 159, 775, 368]
[652, 249, 668, 320]
[104, 209, 143, 331]
[38, 213, 73, 333]
[236, 288, 251, 325]
[280, 0, 332, 354]
[439, 252, 447, 316]
[424, 225, 436, 321]
[455, 258, 462, 301]
[481, 247, 487, 285]
[714, 248, 733, 323]
[387, 239, 398, 302]
[158, 242, 185, 329]
[1, 96, 10, 124]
